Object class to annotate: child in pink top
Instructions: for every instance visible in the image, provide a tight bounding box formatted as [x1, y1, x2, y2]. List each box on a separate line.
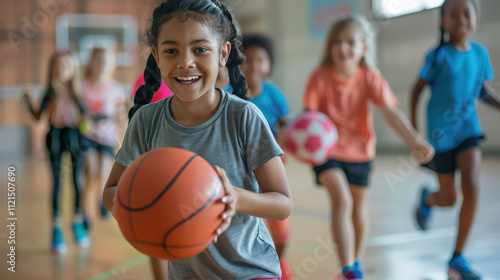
[80, 47, 125, 231]
[302, 17, 434, 280]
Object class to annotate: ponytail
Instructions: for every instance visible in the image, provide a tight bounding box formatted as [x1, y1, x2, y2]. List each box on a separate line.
[128, 54, 162, 121]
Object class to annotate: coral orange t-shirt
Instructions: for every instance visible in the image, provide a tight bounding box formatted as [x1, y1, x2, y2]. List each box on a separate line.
[303, 65, 398, 163]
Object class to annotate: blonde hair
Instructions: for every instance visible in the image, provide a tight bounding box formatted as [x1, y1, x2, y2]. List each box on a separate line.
[47, 52, 81, 99]
[84, 47, 116, 80]
[320, 16, 377, 70]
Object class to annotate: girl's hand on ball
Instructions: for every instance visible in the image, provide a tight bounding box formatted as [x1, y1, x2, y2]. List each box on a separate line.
[111, 191, 117, 219]
[213, 166, 237, 243]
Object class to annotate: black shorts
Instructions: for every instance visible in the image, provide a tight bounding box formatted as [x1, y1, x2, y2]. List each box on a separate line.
[423, 136, 482, 174]
[313, 159, 372, 187]
[80, 136, 115, 157]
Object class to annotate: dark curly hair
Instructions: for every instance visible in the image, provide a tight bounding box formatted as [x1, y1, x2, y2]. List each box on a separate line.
[242, 33, 275, 74]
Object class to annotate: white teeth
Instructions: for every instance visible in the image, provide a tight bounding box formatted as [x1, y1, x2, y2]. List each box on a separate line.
[177, 76, 199, 81]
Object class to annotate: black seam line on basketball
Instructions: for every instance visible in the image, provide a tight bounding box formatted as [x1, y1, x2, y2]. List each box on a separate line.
[118, 154, 199, 211]
[125, 151, 155, 243]
[163, 183, 222, 258]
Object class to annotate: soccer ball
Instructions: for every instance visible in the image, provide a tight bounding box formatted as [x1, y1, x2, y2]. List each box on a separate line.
[283, 111, 338, 166]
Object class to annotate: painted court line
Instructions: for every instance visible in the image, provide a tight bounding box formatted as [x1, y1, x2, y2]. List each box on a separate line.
[88, 207, 486, 279]
[87, 256, 148, 280]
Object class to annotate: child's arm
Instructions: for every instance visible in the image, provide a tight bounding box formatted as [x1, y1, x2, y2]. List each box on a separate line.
[480, 82, 500, 109]
[410, 78, 428, 130]
[22, 88, 44, 121]
[379, 105, 434, 164]
[102, 161, 127, 214]
[214, 157, 292, 236]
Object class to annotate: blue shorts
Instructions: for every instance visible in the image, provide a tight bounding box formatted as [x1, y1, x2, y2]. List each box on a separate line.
[80, 137, 114, 157]
[423, 136, 482, 174]
[313, 159, 372, 187]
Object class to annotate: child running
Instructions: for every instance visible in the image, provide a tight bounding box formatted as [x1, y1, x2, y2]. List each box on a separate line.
[102, 1, 292, 279]
[411, 0, 500, 279]
[80, 47, 125, 231]
[23, 52, 89, 253]
[303, 17, 434, 280]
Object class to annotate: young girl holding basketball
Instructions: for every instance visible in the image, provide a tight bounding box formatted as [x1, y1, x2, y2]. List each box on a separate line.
[103, 1, 292, 280]
[80, 47, 125, 231]
[302, 17, 434, 279]
[411, 0, 500, 278]
[23, 52, 89, 253]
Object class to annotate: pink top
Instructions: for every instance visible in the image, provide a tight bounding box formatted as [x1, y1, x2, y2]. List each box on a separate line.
[130, 74, 173, 103]
[81, 80, 125, 146]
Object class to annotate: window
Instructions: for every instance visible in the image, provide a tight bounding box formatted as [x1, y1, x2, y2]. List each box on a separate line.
[372, 0, 444, 18]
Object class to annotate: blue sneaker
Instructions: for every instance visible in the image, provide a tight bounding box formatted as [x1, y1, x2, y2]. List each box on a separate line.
[416, 187, 431, 230]
[72, 222, 90, 248]
[353, 260, 363, 275]
[343, 264, 363, 280]
[448, 255, 482, 280]
[51, 226, 67, 254]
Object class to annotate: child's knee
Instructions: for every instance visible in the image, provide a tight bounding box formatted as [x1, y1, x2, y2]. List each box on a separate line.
[330, 194, 353, 213]
[441, 193, 458, 207]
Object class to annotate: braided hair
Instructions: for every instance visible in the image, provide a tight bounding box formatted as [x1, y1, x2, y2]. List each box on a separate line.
[128, 0, 247, 120]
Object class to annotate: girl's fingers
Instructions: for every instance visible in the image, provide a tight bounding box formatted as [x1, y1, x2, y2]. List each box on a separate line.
[222, 209, 235, 220]
[221, 195, 234, 204]
[213, 218, 229, 242]
[217, 219, 231, 234]
[215, 167, 232, 190]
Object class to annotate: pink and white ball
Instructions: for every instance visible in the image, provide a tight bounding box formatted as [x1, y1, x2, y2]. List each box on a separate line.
[283, 111, 338, 166]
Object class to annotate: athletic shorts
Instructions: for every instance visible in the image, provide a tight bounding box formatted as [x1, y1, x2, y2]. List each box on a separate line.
[423, 136, 482, 174]
[313, 159, 372, 187]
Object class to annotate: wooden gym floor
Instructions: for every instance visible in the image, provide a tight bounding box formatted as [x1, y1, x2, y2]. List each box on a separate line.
[0, 152, 499, 280]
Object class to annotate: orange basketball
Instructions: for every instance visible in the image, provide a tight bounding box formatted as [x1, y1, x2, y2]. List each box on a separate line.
[115, 147, 225, 260]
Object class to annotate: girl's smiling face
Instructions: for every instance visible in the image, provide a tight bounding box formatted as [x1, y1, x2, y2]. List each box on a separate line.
[89, 50, 115, 80]
[330, 25, 367, 71]
[152, 15, 229, 103]
[442, 0, 477, 43]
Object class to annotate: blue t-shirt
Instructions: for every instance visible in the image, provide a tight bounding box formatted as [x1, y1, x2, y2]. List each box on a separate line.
[223, 84, 233, 93]
[248, 81, 290, 135]
[419, 41, 495, 152]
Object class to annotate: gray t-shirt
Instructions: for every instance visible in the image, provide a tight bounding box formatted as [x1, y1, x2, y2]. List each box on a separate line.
[116, 89, 283, 279]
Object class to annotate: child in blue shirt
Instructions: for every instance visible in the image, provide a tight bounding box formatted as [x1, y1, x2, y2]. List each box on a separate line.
[411, 0, 500, 278]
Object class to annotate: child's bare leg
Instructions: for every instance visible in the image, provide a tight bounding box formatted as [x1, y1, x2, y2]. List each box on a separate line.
[318, 169, 354, 267]
[426, 172, 458, 208]
[350, 184, 369, 261]
[455, 147, 481, 253]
